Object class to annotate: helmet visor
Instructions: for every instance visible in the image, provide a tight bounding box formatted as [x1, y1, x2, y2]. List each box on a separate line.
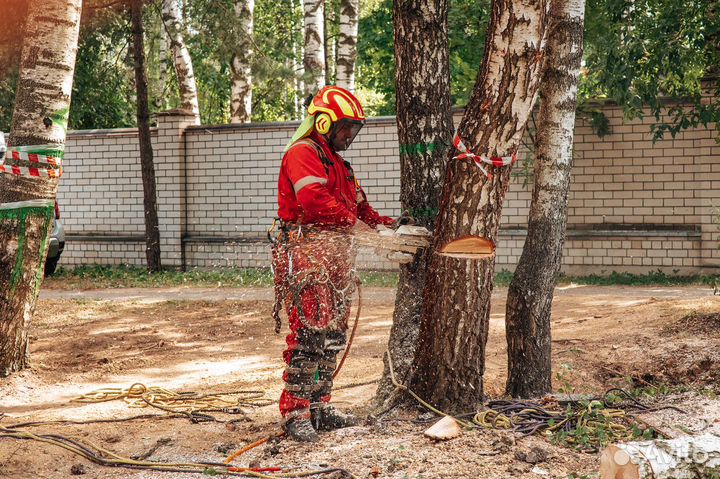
[329, 119, 364, 151]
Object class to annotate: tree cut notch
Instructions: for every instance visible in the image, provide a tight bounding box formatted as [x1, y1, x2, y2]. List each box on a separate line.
[437, 235, 495, 260]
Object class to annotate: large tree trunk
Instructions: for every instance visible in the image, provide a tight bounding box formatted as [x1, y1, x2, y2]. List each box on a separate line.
[0, 0, 82, 376]
[161, 0, 200, 122]
[231, 0, 254, 123]
[409, 0, 551, 413]
[505, 0, 585, 399]
[131, 0, 162, 273]
[373, 0, 453, 409]
[335, 0, 359, 91]
[303, 0, 325, 96]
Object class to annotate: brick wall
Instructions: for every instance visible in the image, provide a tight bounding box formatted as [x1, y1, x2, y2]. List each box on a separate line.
[57, 104, 720, 274]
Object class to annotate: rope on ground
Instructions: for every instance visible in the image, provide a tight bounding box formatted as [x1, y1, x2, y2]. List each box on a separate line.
[72, 383, 273, 423]
[0, 425, 356, 478]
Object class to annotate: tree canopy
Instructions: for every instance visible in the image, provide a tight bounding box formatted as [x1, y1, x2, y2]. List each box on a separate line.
[0, 0, 716, 133]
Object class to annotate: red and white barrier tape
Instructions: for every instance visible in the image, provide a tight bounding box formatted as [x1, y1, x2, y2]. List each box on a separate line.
[1, 145, 63, 179]
[0, 163, 62, 178]
[6, 149, 62, 168]
[453, 135, 517, 179]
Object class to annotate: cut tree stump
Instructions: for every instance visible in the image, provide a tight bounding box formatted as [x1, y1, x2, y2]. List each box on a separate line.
[437, 235, 495, 259]
[599, 434, 720, 479]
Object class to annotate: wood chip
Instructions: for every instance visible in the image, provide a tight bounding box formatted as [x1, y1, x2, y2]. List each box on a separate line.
[424, 416, 462, 441]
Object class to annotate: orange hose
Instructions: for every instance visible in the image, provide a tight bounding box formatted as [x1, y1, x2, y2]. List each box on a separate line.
[224, 436, 269, 464]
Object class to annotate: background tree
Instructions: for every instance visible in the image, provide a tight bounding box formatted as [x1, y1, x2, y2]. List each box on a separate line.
[231, 0, 254, 123]
[162, 0, 200, 122]
[336, 0, 359, 91]
[303, 0, 325, 95]
[582, 0, 719, 139]
[409, 0, 551, 413]
[505, 0, 586, 399]
[373, 0, 454, 407]
[0, 0, 82, 375]
[130, 0, 162, 273]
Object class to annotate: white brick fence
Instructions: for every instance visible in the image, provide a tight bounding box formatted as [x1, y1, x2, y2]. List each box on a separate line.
[57, 106, 720, 274]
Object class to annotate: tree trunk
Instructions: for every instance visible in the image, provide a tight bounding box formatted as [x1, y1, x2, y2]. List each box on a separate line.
[291, 0, 304, 118]
[131, 0, 162, 273]
[161, 0, 200, 122]
[336, 0, 359, 91]
[409, 0, 551, 413]
[505, 0, 585, 399]
[303, 0, 325, 96]
[373, 0, 453, 409]
[231, 0, 254, 123]
[0, 0, 82, 376]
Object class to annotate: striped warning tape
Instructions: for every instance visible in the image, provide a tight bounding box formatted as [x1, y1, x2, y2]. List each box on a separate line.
[1, 144, 64, 179]
[6, 149, 62, 168]
[453, 134, 517, 179]
[0, 163, 62, 178]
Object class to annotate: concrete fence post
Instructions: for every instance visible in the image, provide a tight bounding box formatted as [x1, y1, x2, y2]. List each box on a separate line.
[154, 109, 196, 269]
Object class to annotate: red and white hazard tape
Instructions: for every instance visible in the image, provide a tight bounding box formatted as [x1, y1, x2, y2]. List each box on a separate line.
[1, 146, 63, 179]
[453, 135, 517, 179]
[6, 149, 62, 168]
[0, 163, 62, 178]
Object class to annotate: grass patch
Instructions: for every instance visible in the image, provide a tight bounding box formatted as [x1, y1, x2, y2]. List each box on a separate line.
[46, 265, 720, 290]
[46, 264, 400, 289]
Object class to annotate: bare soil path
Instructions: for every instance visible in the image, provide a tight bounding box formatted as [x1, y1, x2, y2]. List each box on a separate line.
[0, 285, 718, 478]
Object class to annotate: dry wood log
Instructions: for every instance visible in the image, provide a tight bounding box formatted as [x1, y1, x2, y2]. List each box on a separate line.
[599, 434, 720, 479]
[437, 235, 495, 259]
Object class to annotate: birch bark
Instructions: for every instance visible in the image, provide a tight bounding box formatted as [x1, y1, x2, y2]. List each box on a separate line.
[0, 0, 82, 376]
[162, 0, 200, 122]
[505, 0, 585, 399]
[409, 0, 552, 412]
[303, 0, 325, 96]
[336, 0, 359, 91]
[231, 0, 254, 123]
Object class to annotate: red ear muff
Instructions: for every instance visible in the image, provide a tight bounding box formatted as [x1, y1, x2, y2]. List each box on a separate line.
[315, 113, 332, 134]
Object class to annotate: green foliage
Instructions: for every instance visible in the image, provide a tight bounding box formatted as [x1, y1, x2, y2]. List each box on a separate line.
[69, 10, 135, 130]
[357, 0, 395, 116]
[583, 0, 719, 139]
[357, 0, 491, 115]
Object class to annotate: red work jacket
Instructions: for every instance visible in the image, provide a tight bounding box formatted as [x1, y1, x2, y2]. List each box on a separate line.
[277, 132, 393, 229]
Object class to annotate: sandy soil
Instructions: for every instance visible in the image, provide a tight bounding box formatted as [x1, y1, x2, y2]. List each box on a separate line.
[0, 284, 718, 479]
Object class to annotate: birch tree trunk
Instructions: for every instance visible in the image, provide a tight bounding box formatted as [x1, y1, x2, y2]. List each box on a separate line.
[303, 0, 325, 96]
[291, 0, 304, 117]
[0, 0, 82, 376]
[505, 0, 585, 399]
[161, 0, 200, 123]
[409, 0, 551, 413]
[231, 0, 254, 123]
[373, 0, 453, 408]
[131, 0, 162, 273]
[336, 0, 359, 91]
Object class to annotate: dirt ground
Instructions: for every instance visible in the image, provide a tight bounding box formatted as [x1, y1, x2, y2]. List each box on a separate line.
[1, 284, 718, 479]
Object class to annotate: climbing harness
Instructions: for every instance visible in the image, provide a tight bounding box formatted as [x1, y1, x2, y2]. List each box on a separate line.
[452, 134, 517, 179]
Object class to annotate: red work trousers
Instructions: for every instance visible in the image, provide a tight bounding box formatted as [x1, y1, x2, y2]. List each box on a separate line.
[272, 231, 355, 418]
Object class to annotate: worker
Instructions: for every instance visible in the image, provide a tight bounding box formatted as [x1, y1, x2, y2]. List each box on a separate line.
[272, 85, 396, 442]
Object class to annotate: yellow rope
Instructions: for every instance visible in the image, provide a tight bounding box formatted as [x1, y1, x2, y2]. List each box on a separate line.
[72, 383, 272, 415]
